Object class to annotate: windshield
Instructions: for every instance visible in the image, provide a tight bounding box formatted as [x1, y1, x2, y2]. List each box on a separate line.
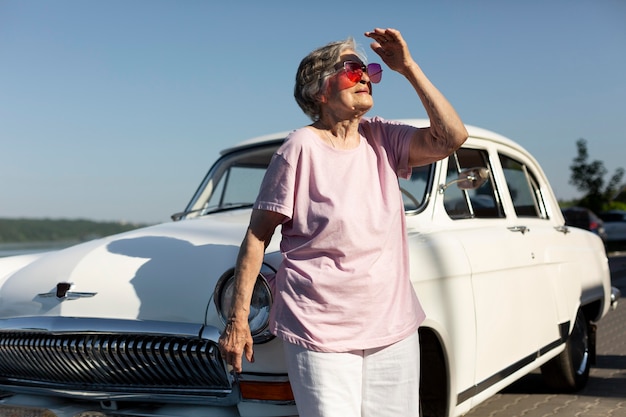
[176, 140, 434, 220]
[177, 144, 280, 220]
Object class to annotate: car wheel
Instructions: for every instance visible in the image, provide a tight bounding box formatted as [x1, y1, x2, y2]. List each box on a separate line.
[540, 309, 590, 392]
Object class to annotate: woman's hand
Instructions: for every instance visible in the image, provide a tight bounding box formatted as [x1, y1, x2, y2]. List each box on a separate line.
[365, 28, 414, 75]
[218, 317, 254, 373]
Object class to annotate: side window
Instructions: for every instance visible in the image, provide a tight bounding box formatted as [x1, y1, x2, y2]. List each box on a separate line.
[444, 148, 503, 219]
[499, 154, 547, 218]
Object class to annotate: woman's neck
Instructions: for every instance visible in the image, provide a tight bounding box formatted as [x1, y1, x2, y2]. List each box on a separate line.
[311, 118, 361, 149]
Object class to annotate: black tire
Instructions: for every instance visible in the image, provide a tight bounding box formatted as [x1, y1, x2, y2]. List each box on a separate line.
[419, 330, 447, 417]
[540, 309, 590, 392]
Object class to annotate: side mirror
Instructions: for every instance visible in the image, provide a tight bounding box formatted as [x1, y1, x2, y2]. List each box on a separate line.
[439, 167, 490, 193]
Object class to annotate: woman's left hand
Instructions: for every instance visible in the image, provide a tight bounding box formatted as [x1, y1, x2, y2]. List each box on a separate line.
[364, 28, 414, 74]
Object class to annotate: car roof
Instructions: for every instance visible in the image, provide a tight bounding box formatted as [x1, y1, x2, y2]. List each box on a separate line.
[219, 118, 520, 156]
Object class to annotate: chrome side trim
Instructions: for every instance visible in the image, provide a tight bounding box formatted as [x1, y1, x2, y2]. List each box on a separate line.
[611, 286, 621, 310]
[457, 320, 570, 405]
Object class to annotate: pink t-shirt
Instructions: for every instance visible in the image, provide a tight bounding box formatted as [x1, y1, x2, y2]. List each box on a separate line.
[255, 117, 426, 352]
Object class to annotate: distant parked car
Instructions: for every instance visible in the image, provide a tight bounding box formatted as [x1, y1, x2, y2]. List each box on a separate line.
[561, 206, 608, 244]
[0, 119, 619, 417]
[599, 210, 626, 250]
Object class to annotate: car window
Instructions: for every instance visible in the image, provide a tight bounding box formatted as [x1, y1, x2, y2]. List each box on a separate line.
[399, 165, 432, 212]
[444, 148, 503, 219]
[600, 211, 626, 222]
[499, 154, 547, 219]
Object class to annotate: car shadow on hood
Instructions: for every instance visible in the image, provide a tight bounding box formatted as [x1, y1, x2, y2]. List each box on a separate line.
[107, 236, 240, 323]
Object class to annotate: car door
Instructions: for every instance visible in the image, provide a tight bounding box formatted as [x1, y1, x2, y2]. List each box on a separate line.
[443, 146, 558, 399]
[498, 151, 564, 346]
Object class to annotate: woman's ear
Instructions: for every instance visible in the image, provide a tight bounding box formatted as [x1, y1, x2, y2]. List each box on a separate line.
[317, 78, 332, 104]
[315, 89, 328, 104]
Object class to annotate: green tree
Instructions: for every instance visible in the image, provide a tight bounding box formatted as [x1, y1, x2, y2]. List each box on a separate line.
[569, 138, 624, 213]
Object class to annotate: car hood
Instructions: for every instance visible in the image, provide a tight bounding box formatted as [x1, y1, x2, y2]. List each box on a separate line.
[0, 212, 254, 325]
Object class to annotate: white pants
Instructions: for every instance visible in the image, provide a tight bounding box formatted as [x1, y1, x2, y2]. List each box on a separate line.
[283, 331, 420, 417]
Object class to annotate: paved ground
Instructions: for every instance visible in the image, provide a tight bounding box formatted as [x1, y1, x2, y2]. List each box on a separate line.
[464, 253, 626, 417]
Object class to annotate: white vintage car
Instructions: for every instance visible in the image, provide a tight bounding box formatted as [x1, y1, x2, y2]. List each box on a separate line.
[0, 119, 619, 417]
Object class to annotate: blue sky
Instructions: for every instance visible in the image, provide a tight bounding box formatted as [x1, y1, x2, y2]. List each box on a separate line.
[1, 0, 625, 223]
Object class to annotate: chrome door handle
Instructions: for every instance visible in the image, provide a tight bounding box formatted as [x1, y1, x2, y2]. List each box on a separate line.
[555, 225, 570, 234]
[508, 225, 529, 234]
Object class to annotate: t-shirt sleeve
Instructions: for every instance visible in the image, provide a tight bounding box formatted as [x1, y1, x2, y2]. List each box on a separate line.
[254, 151, 295, 221]
[361, 117, 418, 180]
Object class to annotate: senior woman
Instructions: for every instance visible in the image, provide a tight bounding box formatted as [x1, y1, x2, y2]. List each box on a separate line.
[218, 27, 468, 417]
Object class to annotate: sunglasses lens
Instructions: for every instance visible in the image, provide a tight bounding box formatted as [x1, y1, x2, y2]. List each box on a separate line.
[367, 63, 383, 83]
[344, 62, 363, 83]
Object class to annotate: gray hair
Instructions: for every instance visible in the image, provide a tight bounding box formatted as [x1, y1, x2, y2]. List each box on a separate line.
[294, 37, 367, 121]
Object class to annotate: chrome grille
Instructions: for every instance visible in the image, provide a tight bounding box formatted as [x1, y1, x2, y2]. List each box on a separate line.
[0, 328, 232, 401]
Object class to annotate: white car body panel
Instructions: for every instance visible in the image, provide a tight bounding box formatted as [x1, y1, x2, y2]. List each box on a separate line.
[1, 218, 247, 323]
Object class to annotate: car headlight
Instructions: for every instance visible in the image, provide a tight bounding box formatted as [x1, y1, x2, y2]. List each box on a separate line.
[214, 266, 274, 344]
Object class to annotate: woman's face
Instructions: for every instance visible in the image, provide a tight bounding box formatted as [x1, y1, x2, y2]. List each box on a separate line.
[321, 50, 374, 119]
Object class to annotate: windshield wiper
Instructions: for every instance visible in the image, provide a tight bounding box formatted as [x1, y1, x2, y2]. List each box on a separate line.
[170, 203, 254, 221]
[171, 208, 205, 221]
[205, 203, 254, 214]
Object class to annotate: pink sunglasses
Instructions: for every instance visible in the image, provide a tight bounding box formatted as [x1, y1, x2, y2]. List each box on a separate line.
[338, 61, 383, 84]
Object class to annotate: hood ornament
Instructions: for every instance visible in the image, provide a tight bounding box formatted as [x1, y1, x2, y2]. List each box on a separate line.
[38, 282, 97, 300]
